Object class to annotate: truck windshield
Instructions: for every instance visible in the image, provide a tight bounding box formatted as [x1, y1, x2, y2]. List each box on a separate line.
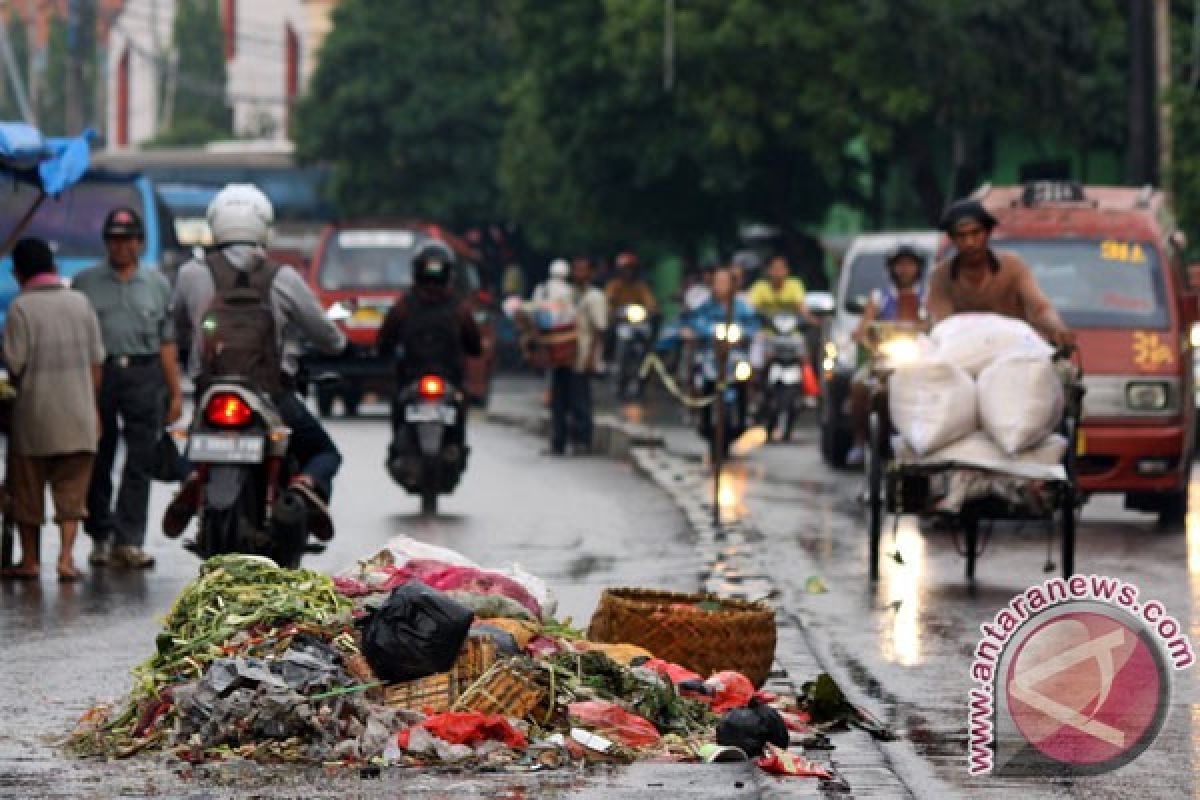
[0, 179, 143, 260]
[995, 239, 1169, 329]
[318, 230, 417, 290]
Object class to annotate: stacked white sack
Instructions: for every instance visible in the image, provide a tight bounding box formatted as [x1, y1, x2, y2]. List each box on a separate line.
[977, 355, 1065, 455]
[931, 313, 1054, 376]
[888, 357, 977, 456]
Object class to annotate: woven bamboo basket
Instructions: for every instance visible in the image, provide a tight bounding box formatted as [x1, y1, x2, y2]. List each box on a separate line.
[382, 636, 499, 712]
[587, 588, 777, 687]
[454, 659, 550, 720]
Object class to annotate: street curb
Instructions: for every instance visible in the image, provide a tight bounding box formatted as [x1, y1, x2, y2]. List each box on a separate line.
[486, 403, 915, 797]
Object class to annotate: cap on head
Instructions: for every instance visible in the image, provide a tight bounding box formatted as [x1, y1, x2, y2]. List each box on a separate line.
[549, 258, 570, 279]
[103, 207, 144, 239]
[938, 198, 997, 233]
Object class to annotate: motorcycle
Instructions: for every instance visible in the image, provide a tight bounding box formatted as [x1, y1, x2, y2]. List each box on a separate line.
[387, 373, 468, 515]
[758, 312, 810, 441]
[185, 380, 311, 568]
[612, 303, 653, 401]
[693, 322, 754, 461]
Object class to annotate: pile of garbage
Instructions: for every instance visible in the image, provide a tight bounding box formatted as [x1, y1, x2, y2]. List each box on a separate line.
[888, 313, 1070, 510]
[66, 539, 879, 779]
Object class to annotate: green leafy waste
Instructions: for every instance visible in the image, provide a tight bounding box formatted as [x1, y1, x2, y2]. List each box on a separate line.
[130, 554, 352, 704]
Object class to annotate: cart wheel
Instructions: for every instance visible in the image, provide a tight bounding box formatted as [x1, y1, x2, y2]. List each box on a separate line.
[964, 518, 978, 581]
[867, 411, 884, 581]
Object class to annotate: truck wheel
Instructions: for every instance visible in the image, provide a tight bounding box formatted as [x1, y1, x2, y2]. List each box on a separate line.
[316, 387, 336, 418]
[1157, 488, 1189, 529]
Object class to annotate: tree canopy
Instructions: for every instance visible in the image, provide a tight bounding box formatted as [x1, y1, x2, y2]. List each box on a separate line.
[152, 0, 231, 146]
[300, 1, 1153, 260]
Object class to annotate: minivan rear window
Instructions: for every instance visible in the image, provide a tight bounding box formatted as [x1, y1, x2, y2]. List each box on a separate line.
[318, 230, 417, 290]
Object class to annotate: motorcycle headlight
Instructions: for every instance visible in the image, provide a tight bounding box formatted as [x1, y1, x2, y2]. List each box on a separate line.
[878, 337, 921, 367]
[1127, 381, 1169, 411]
[734, 361, 753, 382]
[625, 304, 648, 324]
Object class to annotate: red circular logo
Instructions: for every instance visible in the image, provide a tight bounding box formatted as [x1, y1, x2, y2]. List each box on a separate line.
[1005, 610, 1164, 767]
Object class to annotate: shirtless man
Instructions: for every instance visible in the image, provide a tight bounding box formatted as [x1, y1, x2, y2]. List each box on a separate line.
[927, 198, 1075, 349]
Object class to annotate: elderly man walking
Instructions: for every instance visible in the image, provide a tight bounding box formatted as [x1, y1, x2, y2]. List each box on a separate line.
[73, 208, 182, 569]
[1, 238, 105, 582]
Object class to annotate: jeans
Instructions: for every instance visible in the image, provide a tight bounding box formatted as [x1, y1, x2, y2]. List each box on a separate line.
[87, 361, 165, 547]
[275, 391, 342, 501]
[550, 367, 593, 453]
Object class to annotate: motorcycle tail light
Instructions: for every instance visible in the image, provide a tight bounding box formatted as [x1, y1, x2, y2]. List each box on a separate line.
[205, 392, 254, 428]
[419, 375, 446, 399]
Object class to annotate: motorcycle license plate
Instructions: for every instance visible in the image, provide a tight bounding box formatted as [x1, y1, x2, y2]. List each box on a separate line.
[405, 404, 456, 424]
[188, 433, 265, 464]
[769, 364, 802, 384]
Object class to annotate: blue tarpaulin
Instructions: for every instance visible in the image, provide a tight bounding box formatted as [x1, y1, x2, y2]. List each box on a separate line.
[0, 123, 94, 196]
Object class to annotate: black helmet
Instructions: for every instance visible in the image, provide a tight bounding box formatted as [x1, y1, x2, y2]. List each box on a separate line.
[413, 241, 455, 285]
[102, 207, 144, 239]
[885, 243, 926, 281]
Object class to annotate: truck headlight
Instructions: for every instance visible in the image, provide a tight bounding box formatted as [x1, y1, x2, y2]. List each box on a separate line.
[1127, 381, 1169, 411]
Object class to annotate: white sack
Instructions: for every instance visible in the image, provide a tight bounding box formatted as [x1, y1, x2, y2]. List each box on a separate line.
[977, 355, 1064, 455]
[893, 431, 1068, 481]
[382, 535, 479, 568]
[888, 358, 977, 455]
[931, 313, 1054, 376]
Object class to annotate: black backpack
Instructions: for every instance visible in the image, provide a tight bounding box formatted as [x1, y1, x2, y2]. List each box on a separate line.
[199, 251, 283, 394]
[397, 295, 464, 384]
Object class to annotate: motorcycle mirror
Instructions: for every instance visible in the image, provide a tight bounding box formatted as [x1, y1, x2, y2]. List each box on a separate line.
[806, 291, 835, 315]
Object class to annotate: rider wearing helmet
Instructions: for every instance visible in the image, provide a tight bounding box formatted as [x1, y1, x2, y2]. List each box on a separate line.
[844, 243, 927, 467]
[377, 241, 483, 470]
[604, 252, 658, 315]
[164, 184, 347, 539]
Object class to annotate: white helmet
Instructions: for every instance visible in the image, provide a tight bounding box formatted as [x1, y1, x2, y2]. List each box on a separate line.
[549, 258, 569, 279]
[206, 183, 274, 246]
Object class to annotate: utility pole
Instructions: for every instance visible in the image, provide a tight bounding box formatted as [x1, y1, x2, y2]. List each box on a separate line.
[1155, 0, 1172, 185]
[1128, 0, 1154, 184]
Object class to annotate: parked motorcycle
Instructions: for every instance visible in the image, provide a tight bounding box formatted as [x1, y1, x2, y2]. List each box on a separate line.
[693, 322, 754, 461]
[758, 312, 810, 441]
[185, 380, 310, 568]
[612, 303, 653, 401]
[387, 373, 468, 515]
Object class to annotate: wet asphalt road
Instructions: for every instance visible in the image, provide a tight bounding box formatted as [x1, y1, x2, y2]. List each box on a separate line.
[0, 398, 751, 798]
[655, 415, 1200, 798]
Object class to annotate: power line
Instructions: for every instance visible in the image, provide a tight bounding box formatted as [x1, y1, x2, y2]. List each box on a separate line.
[114, 25, 291, 105]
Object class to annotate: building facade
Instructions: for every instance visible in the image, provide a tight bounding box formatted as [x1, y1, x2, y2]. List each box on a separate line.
[105, 0, 340, 148]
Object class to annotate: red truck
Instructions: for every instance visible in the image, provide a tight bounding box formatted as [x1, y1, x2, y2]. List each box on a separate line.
[979, 183, 1197, 524]
[304, 220, 496, 416]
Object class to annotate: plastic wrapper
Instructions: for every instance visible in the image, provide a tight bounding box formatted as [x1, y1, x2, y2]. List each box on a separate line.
[498, 562, 559, 620]
[419, 711, 528, 749]
[706, 671, 755, 713]
[755, 743, 832, 778]
[567, 701, 662, 748]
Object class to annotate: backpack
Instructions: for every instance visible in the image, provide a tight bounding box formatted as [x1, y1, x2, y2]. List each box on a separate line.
[198, 250, 283, 394]
[397, 294, 464, 384]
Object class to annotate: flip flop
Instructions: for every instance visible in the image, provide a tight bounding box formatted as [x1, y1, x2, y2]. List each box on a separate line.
[1, 567, 40, 581]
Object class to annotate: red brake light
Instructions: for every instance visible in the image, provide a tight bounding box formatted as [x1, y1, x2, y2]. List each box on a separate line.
[206, 392, 254, 428]
[418, 375, 446, 399]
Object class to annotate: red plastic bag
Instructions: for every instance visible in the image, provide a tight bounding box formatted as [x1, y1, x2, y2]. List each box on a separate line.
[706, 671, 755, 713]
[567, 701, 661, 748]
[420, 712, 528, 749]
[755, 744, 831, 778]
[642, 658, 703, 685]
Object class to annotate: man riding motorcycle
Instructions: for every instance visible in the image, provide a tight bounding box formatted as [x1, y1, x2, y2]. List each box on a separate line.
[845, 243, 927, 467]
[376, 242, 482, 475]
[164, 184, 347, 540]
[605, 251, 659, 316]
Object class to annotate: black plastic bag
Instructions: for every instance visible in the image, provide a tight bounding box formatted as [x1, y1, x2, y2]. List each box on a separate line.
[716, 697, 790, 757]
[362, 582, 475, 683]
[152, 432, 186, 482]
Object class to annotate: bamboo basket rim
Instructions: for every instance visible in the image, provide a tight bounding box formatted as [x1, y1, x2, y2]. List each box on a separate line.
[597, 587, 775, 618]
